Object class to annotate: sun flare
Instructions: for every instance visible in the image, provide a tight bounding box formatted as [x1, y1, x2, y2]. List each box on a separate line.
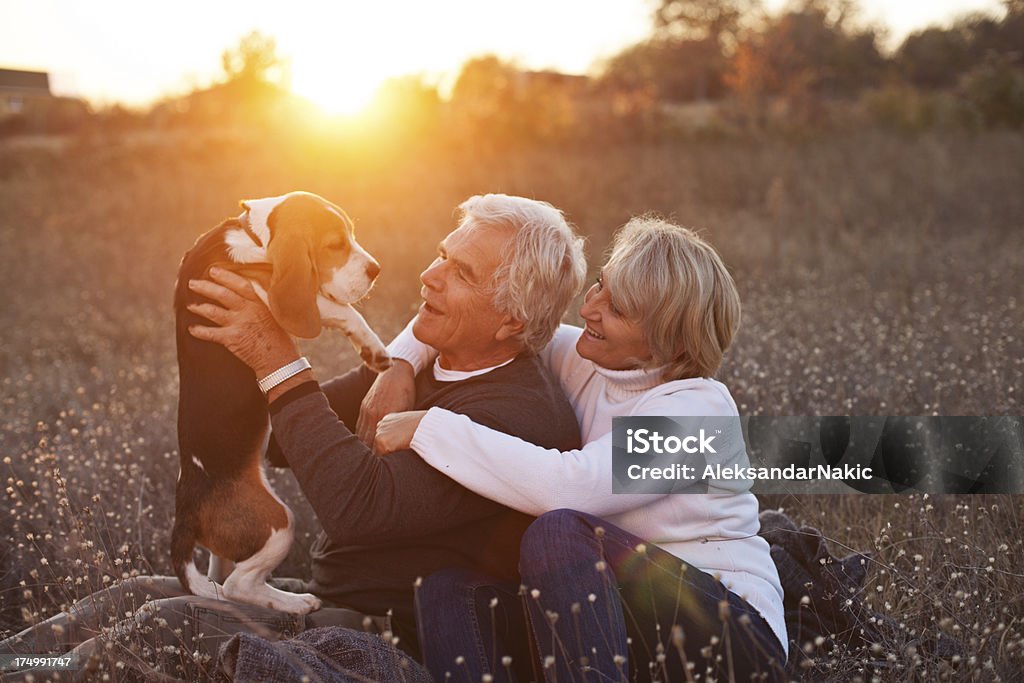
[290, 66, 384, 116]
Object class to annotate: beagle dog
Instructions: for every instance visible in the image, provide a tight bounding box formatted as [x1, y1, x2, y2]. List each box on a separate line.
[172, 191, 390, 614]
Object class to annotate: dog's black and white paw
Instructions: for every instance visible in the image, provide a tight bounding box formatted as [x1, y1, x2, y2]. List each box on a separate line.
[361, 347, 393, 374]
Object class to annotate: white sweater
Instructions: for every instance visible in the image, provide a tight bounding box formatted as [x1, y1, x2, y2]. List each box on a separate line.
[389, 323, 787, 653]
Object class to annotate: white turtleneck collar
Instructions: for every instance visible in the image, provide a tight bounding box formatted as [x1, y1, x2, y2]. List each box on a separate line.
[592, 363, 666, 397]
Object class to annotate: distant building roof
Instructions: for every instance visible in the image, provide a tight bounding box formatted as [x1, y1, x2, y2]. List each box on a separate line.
[0, 68, 51, 94]
[520, 70, 589, 87]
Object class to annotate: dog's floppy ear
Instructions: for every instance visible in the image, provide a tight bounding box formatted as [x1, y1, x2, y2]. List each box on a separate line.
[239, 199, 256, 224]
[267, 228, 322, 339]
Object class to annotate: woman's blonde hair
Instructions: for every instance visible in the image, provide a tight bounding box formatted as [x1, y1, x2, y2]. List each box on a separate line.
[603, 216, 741, 381]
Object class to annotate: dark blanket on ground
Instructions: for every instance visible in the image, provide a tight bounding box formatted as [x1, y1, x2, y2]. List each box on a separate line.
[757, 509, 961, 673]
[216, 627, 431, 683]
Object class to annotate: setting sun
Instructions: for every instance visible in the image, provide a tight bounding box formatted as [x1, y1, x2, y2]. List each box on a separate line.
[289, 62, 384, 116]
[0, 1, 652, 108]
[276, 12, 435, 117]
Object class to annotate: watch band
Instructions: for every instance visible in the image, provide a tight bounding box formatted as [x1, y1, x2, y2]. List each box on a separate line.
[257, 357, 312, 394]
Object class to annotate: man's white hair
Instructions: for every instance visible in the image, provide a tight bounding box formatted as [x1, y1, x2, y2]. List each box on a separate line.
[457, 194, 587, 354]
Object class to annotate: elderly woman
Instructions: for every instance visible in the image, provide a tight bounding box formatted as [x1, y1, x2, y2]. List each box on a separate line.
[371, 217, 788, 682]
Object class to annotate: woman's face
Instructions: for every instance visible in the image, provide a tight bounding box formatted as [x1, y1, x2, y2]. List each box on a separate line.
[575, 273, 653, 371]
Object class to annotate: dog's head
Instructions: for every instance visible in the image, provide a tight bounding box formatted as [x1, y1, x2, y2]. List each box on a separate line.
[238, 191, 380, 338]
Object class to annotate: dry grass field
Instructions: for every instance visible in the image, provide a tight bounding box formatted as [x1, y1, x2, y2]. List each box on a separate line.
[1, 128, 1022, 680]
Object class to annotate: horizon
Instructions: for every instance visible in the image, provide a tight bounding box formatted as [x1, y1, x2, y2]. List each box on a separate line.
[1, 0, 1008, 113]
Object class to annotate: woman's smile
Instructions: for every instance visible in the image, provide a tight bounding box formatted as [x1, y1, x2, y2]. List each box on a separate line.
[575, 278, 652, 370]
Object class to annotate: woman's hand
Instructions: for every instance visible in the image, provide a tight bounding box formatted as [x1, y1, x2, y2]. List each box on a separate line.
[357, 360, 417, 444]
[187, 267, 300, 377]
[373, 410, 428, 455]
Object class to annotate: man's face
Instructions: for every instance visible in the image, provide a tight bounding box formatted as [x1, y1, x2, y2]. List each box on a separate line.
[413, 221, 516, 370]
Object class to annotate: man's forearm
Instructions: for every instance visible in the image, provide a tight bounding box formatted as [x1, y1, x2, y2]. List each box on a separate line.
[270, 389, 503, 546]
[266, 366, 376, 468]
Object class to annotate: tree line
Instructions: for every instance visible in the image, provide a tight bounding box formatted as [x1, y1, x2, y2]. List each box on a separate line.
[594, 0, 1024, 130]
[4, 0, 1022, 139]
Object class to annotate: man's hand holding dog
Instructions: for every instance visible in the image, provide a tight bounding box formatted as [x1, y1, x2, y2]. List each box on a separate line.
[188, 268, 303, 383]
[357, 361, 417, 444]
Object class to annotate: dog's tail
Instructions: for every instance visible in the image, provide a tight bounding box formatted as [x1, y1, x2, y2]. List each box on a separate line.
[171, 518, 221, 600]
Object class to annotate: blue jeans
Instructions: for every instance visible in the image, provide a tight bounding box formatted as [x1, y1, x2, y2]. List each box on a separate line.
[415, 568, 531, 683]
[417, 509, 787, 682]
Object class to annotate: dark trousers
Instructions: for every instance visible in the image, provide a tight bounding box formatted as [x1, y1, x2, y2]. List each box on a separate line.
[416, 568, 532, 683]
[417, 509, 787, 682]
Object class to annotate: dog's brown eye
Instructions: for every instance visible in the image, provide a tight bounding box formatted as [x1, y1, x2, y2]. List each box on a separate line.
[328, 240, 345, 250]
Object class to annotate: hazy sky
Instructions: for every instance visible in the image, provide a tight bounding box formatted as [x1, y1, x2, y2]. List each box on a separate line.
[0, 0, 1006, 112]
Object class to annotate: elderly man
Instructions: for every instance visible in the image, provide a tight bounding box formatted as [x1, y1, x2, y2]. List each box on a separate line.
[188, 193, 586, 654]
[0, 194, 585, 673]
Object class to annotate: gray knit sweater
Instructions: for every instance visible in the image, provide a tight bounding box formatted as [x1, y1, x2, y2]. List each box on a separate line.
[266, 356, 580, 630]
